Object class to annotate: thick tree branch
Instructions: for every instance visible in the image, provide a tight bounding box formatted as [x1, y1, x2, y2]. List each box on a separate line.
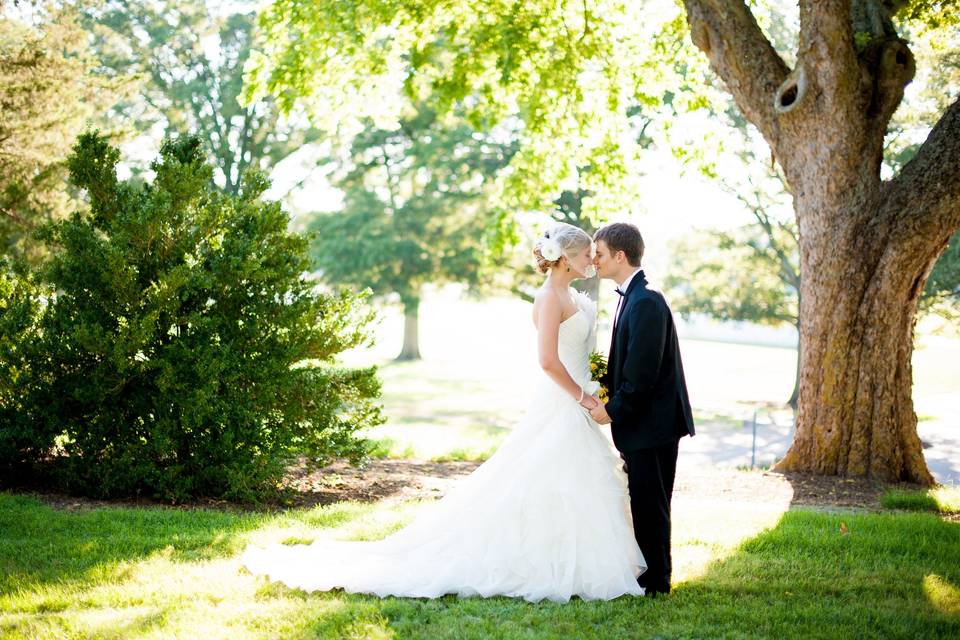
[886, 97, 960, 250]
[797, 1, 858, 75]
[864, 37, 915, 126]
[681, 0, 790, 150]
[787, 1, 863, 140]
[794, 2, 913, 158]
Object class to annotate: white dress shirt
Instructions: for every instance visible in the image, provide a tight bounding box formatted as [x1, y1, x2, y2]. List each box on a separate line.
[613, 268, 642, 331]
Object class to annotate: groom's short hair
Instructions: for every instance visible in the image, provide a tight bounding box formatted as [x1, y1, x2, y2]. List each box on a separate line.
[595, 223, 643, 266]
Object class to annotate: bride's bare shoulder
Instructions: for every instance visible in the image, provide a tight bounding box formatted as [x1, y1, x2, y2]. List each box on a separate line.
[533, 285, 555, 303]
[533, 286, 563, 309]
[532, 287, 562, 327]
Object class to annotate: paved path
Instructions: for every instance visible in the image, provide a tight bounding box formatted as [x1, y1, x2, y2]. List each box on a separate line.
[678, 414, 960, 485]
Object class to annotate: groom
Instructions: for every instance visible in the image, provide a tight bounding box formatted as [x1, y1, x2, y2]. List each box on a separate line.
[589, 222, 695, 597]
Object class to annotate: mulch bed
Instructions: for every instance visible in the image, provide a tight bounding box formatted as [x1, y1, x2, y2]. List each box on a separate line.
[673, 465, 906, 510]
[5, 457, 934, 514]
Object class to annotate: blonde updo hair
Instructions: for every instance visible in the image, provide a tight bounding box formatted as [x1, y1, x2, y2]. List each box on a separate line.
[533, 223, 593, 274]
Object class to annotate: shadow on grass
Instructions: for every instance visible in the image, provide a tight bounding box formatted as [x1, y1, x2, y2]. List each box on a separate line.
[2, 492, 958, 639]
[0, 492, 262, 595]
[340, 509, 958, 639]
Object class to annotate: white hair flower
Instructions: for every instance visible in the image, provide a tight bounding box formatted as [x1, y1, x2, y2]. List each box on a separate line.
[539, 237, 562, 261]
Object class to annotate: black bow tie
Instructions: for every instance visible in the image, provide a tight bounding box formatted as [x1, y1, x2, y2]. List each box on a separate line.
[614, 287, 625, 296]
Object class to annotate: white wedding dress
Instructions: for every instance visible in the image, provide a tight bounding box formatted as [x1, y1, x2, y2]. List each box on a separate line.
[242, 289, 646, 602]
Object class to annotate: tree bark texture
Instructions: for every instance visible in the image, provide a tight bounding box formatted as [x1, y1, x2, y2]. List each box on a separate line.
[682, 0, 960, 483]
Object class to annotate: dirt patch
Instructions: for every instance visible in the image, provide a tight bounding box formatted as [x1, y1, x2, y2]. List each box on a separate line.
[673, 465, 904, 510]
[282, 460, 901, 512]
[10, 457, 928, 514]
[278, 458, 482, 509]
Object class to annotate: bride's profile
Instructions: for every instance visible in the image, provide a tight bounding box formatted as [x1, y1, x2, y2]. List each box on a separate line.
[242, 222, 646, 603]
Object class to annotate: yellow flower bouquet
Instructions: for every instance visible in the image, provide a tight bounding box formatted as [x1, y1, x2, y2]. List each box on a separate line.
[588, 351, 610, 403]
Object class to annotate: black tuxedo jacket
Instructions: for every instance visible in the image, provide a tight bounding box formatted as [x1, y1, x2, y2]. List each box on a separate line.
[602, 270, 695, 452]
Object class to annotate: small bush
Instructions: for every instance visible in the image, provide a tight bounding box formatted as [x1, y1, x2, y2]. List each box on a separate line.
[0, 131, 384, 501]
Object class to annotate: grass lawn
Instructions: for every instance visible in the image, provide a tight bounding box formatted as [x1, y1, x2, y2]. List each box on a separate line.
[3, 290, 956, 638]
[1, 490, 958, 639]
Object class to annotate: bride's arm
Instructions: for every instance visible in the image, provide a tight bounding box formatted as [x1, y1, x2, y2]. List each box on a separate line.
[536, 293, 595, 407]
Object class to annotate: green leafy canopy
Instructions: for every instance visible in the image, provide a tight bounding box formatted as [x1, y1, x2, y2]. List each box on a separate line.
[241, 0, 703, 220]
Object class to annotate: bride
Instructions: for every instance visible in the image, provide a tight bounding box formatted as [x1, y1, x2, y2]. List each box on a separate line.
[242, 222, 646, 603]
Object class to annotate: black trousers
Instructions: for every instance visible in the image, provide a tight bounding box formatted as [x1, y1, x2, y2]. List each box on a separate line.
[623, 439, 679, 594]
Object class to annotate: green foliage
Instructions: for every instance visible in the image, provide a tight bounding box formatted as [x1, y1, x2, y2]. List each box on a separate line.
[243, 0, 696, 216]
[897, 0, 960, 30]
[243, 0, 960, 311]
[0, 4, 133, 264]
[75, 0, 326, 196]
[922, 231, 960, 321]
[666, 225, 799, 328]
[0, 131, 383, 501]
[308, 106, 515, 307]
[884, 17, 959, 176]
[0, 264, 47, 466]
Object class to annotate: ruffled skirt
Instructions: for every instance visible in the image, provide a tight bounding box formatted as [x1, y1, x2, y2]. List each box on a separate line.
[242, 378, 646, 603]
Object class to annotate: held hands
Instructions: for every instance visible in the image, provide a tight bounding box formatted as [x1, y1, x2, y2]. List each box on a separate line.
[589, 402, 612, 425]
[577, 391, 611, 425]
[579, 394, 600, 411]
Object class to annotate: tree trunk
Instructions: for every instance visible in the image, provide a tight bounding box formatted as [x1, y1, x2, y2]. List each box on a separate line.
[396, 297, 422, 361]
[788, 325, 799, 410]
[681, 0, 960, 485]
[777, 195, 935, 482]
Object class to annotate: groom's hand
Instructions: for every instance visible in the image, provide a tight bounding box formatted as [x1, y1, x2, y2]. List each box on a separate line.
[580, 394, 600, 411]
[590, 403, 612, 424]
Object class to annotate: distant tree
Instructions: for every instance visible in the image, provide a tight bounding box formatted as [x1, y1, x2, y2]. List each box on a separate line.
[0, 3, 131, 264]
[308, 107, 515, 360]
[75, 0, 326, 197]
[921, 233, 960, 322]
[508, 184, 599, 306]
[668, 221, 801, 404]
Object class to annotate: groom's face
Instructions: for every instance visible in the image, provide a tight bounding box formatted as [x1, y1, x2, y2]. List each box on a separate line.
[593, 240, 618, 279]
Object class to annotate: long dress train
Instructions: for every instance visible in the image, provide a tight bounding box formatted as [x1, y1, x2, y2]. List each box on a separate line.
[242, 289, 646, 603]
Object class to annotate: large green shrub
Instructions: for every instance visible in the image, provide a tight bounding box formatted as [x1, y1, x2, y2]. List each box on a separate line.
[0, 264, 49, 471]
[0, 131, 383, 501]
